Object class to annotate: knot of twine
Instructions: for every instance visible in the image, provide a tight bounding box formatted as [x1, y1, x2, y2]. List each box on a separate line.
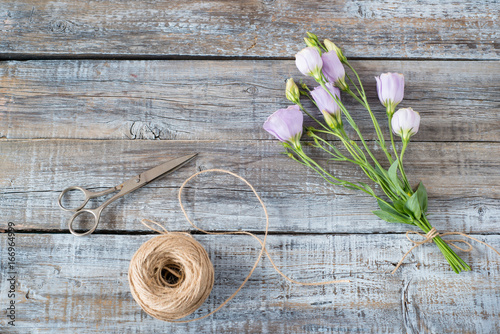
[392, 227, 500, 274]
[128, 169, 349, 323]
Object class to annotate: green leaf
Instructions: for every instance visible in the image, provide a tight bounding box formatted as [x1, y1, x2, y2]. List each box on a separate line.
[374, 164, 399, 195]
[372, 210, 414, 225]
[377, 200, 398, 215]
[374, 165, 389, 179]
[393, 199, 406, 212]
[388, 160, 398, 181]
[388, 160, 404, 193]
[405, 192, 422, 220]
[377, 200, 413, 223]
[359, 182, 375, 197]
[416, 182, 428, 213]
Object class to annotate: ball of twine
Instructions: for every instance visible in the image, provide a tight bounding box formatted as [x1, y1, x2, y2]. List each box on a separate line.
[128, 232, 214, 321]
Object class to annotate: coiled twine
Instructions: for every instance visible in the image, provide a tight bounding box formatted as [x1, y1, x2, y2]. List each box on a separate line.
[128, 232, 214, 321]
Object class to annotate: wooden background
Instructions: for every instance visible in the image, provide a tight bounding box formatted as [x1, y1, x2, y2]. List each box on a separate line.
[1, 1, 499, 333]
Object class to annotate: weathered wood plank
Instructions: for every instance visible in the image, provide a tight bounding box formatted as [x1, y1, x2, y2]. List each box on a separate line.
[1, 140, 498, 233]
[1, 60, 499, 142]
[1, 1, 499, 59]
[0, 233, 498, 333]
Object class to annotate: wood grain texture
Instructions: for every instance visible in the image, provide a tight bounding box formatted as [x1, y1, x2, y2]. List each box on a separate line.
[1, 0, 499, 59]
[0, 139, 498, 234]
[1, 60, 499, 142]
[0, 233, 499, 333]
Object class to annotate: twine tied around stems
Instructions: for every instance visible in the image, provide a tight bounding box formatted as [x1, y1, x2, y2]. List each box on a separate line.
[128, 169, 349, 323]
[392, 227, 500, 274]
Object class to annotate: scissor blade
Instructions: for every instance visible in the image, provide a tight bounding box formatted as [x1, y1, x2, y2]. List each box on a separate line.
[139, 153, 198, 185]
[91, 154, 198, 212]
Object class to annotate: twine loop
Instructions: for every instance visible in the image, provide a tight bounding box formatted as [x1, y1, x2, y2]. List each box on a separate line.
[128, 169, 349, 323]
[423, 227, 439, 242]
[392, 227, 499, 274]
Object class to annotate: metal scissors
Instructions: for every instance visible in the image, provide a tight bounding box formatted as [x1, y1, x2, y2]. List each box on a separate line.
[58, 153, 197, 236]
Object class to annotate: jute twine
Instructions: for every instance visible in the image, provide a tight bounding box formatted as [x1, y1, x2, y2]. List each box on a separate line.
[392, 227, 500, 274]
[128, 232, 214, 321]
[128, 169, 349, 323]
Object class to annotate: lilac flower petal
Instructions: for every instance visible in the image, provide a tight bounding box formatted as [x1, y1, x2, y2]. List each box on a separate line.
[295, 47, 322, 77]
[263, 105, 303, 142]
[310, 83, 341, 117]
[375, 76, 383, 105]
[321, 51, 345, 84]
[391, 108, 420, 138]
[376, 73, 404, 107]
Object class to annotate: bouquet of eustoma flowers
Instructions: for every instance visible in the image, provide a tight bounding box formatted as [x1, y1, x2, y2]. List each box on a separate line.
[263, 32, 471, 274]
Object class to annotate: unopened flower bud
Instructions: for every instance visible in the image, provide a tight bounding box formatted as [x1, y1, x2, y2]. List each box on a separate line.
[285, 78, 300, 104]
[306, 32, 320, 44]
[304, 37, 316, 48]
[321, 51, 347, 90]
[376, 73, 405, 114]
[324, 39, 346, 63]
[310, 83, 343, 130]
[295, 47, 323, 81]
[391, 107, 420, 142]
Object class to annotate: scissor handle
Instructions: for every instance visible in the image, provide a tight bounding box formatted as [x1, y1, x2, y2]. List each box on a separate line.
[58, 186, 93, 212]
[68, 208, 101, 237]
[58, 186, 118, 212]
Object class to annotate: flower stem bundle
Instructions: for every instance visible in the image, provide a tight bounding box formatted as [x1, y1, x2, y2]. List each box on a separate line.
[263, 33, 470, 274]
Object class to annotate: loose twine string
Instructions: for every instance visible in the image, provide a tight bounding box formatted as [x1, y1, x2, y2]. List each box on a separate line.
[128, 169, 349, 323]
[392, 227, 500, 274]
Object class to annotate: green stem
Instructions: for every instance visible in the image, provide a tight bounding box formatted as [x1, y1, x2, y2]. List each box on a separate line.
[344, 67, 393, 164]
[318, 81, 384, 172]
[296, 101, 331, 132]
[345, 73, 364, 98]
[399, 140, 412, 192]
[417, 216, 471, 273]
[344, 61, 367, 98]
[310, 133, 357, 163]
[313, 128, 365, 165]
[293, 146, 382, 200]
[311, 134, 378, 183]
[308, 131, 398, 201]
[315, 124, 397, 200]
[388, 111, 399, 161]
[339, 128, 368, 164]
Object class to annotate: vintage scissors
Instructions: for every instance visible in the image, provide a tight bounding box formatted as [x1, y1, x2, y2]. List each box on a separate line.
[58, 153, 197, 236]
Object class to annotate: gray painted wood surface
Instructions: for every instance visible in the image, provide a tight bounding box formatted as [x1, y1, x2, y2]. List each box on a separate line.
[1, 234, 499, 333]
[0, 60, 499, 142]
[1, 1, 499, 59]
[0, 140, 499, 234]
[1, 0, 500, 333]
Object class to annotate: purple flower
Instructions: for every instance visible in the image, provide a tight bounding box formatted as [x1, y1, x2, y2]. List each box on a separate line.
[310, 83, 342, 129]
[321, 51, 346, 89]
[263, 105, 303, 147]
[324, 39, 346, 62]
[391, 108, 420, 141]
[295, 47, 323, 80]
[311, 83, 341, 116]
[375, 73, 404, 112]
